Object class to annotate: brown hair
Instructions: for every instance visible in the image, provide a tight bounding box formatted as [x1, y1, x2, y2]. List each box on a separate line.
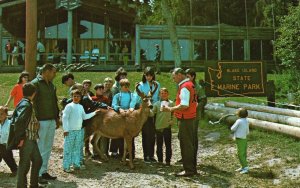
[104, 77, 113, 84]
[82, 79, 92, 86]
[160, 87, 169, 93]
[119, 78, 130, 87]
[71, 89, 82, 97]
[115, 67, 127, 81]
[236, 108, 248, 118]
[0, 106, 8, 115]
[18, 71, 29, 84]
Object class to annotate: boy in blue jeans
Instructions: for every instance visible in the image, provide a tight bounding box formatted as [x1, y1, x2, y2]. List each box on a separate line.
[150, 88, 174, 166]
[112, 78, 137, 158]
[7, 83, 45, 187]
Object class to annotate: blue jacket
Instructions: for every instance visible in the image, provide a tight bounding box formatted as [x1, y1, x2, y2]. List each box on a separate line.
[112, 91, 137, 112]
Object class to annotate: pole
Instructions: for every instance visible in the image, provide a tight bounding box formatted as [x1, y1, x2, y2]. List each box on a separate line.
[135, 25, 140, 67]
[25, 0, 37, 79]
[0, 8, 3, 65]
[244, 0, 250, 61]
[217, 0, 221, 61]
[67, 9, 73, 64]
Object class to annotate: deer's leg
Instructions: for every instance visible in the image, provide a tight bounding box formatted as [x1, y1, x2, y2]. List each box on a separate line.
[122, 138, 127, 165]
[84, 128, 92, 157]
[93, 133, 108, 162]
[124, 136, 134, 169]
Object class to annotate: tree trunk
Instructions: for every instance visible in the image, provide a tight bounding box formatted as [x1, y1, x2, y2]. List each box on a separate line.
[225, 101, 300, 118]
[206, 104, 300, 128]
[206, 110, 300, 139]
[161, 0, 181, 67]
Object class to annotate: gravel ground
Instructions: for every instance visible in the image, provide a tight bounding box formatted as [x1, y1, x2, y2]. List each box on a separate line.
[0, 127, 210, 188]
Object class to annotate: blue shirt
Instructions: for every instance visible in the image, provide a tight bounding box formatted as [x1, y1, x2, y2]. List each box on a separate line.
[112, 91, 137, 112]
[0, 118, 11, 144]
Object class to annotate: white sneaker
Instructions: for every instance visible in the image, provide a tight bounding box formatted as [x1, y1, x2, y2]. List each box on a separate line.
[240, 167, 249, 174]
[235, 167, 243, 172]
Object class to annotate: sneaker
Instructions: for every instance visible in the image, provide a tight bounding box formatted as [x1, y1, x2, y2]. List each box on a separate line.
[92, 155, 100, 160]
[111, 152, 119, 159]
[74, 165, 86, 170]
[235, 167, 243, 172]
[240, 167, 249, 174]
[42, 172, 57, 180]
[38, 177, 49, 185]
[144, 157, 151, 164]
[175, 159, 183, 164]
[149, 158, 157, 163]
[63, 168, 72, 173]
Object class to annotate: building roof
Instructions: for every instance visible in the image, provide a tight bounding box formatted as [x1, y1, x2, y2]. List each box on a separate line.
[1, 0, 137, 38]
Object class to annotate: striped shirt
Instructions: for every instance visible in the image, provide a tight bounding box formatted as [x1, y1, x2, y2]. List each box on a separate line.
[26, 112, 39, 140]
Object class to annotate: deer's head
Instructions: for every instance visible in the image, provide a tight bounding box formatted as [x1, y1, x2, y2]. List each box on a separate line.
[135, 81, 158, 109]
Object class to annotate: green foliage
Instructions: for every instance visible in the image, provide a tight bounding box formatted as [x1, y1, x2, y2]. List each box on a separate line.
[275, 5, 300, 69]
[272, 69, 300, 104]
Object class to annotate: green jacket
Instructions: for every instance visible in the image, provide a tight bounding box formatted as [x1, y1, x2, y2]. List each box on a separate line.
[151, 100, 174, 130]
[31, 75, 59, 120]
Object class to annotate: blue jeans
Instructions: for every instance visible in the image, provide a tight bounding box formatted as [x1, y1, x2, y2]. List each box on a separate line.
[37, 120, 56, 176]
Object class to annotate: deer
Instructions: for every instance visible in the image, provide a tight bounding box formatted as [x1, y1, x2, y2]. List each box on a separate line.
[89, 82, 158, 169]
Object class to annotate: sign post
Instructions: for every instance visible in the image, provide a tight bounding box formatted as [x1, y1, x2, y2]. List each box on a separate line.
[56, 0, 81, 64]
[205, 61, 267, 97]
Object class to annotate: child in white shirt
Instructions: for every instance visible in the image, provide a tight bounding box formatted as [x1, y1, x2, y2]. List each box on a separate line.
[231, 108, 250, 174]
[62, 89, 100, 172]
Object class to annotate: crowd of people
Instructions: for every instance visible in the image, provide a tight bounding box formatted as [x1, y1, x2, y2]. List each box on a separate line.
[0, 64, 252, 187]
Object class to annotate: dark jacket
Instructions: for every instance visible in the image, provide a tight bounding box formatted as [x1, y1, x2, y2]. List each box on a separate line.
[7, 98, 32, 150]
[31, 75, 59, 121]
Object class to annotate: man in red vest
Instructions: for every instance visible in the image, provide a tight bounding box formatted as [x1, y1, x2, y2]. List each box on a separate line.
[162, 68, 198, 177]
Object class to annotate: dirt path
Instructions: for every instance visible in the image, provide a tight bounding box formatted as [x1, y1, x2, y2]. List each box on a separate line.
[0, 127, 210, 188]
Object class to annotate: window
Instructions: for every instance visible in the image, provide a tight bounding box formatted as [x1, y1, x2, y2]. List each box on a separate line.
[207, 40, 218, 60]
[221, 40, 232, 60]
[233, 40, 244, 60]
[250, 40, 261, 60]
[194, 40, 205, 60]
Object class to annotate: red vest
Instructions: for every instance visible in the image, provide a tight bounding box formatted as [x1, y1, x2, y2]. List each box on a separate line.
[174, 80, 197, 119]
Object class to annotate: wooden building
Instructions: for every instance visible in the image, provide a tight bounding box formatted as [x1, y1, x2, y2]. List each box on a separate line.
[0, 0, 277, 72]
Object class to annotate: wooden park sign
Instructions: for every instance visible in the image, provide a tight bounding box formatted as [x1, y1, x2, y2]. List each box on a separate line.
[205, 61, 267, 97]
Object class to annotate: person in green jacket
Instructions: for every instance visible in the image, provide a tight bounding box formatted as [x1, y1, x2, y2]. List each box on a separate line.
[31, 63, 59, 182]
[150, 88, 174, 166]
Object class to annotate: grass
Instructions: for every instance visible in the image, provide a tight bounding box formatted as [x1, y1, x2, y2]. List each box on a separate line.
[1, 71, 299, 187]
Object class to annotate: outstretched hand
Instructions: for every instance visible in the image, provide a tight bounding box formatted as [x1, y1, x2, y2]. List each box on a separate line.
[64, 132, 69, 137]
[95, 109, 101, 114]
[18, 140, 24, 148]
